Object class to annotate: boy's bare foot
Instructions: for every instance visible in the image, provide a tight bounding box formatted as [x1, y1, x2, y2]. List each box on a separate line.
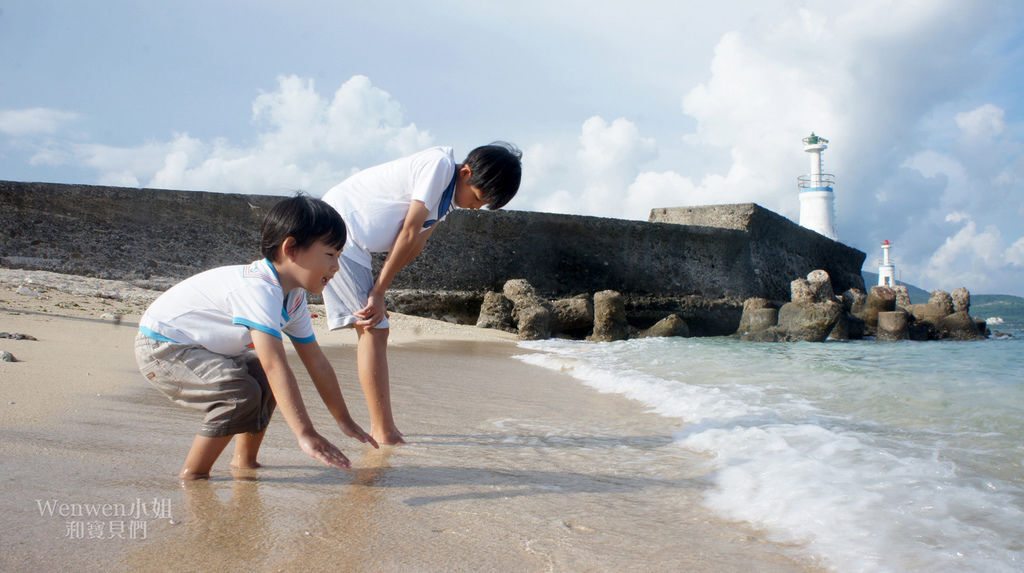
[230, 458, 263, 470]
[372, 429, 406, 445]
[179, 470, 212, 481]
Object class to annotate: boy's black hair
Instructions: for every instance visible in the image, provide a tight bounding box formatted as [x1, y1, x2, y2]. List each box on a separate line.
[463, 141, 523, 210]
[260, 193, 347, 261]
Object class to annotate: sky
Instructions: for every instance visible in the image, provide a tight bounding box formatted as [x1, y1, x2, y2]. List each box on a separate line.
[2, 0, 1024, 296]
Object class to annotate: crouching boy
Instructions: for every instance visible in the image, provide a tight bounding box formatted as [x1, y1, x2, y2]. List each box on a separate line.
[134, 194, 376, 479]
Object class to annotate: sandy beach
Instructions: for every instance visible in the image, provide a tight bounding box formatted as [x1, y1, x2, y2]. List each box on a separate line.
[0, 269, 817, 572]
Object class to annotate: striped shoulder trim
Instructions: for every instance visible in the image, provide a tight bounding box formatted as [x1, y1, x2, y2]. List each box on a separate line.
[243, 260, 281, 287]
[288, 291, 306, 316]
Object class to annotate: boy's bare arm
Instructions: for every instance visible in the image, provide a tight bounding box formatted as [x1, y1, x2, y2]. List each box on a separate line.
[250, 330, 352, 469]
[292, 339, 378, 448]
[355, 200, 435, 326]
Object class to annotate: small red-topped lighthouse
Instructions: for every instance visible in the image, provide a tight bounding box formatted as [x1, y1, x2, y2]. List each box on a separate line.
[878, 240, 896, 286]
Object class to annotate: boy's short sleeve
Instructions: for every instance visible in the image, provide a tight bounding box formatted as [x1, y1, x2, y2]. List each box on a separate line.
[227, 286, 283, 339]
[409, 148, 456, 210]
[282, 290, 315, 344]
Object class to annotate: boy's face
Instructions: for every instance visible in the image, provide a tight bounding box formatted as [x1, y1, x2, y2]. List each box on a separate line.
[287, 238, 341, 294]
[454, 165, 487, 210]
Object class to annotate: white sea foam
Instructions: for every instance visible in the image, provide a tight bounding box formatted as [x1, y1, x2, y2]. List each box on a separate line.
[516, 334, 1024, 572]
[678, 421, 1024, 572]
[515, 349, 756, 423]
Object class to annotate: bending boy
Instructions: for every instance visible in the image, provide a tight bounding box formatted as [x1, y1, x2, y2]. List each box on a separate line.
[322, 143, 522, 444]
[135, 195, 376, 479]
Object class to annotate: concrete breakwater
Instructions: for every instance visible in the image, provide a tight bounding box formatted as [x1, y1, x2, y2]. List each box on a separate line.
[1, 180, 866, 336]
[734, 270, 989, 343]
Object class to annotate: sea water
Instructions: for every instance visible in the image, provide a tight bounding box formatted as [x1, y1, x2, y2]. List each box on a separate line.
[515, 326, 1024, 572]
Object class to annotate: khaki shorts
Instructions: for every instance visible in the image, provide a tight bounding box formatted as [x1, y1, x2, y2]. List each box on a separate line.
[134, 332, 276, 438]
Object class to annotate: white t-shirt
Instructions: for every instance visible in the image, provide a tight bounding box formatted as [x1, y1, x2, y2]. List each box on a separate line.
[139, 259, 316, 356]
[322, 146, 457, 268]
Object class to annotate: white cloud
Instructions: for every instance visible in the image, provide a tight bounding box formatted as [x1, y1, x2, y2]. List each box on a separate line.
[519, 116, 658, 218]
[325, 75, 433, 159]
[954, 104, 1006, 140]
[97, 170, 142, 188]
[574, 116, 657, 216]
[917, 214, 1024, 293]
[577, 116, 655, 174]
[904, 151, 966, 181]
[945, 211, 970, 224]
[679, 27, 849, 222]
[931, 219, 1002, 267]
[532, 189, 576, 216]
[28, 148, 70, 166]
[250, 74, 432, 165]
[1006, 238, 1024, 267]
[66, 75, 432, 195]
[626, 171, 702, 219]
[75, 134, 206, 188]
[0, 108, 79, 136]
[520, 113, 773, 220]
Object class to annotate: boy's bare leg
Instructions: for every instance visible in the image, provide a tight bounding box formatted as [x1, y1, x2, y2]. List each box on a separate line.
[355, 326, 405, 445]
[231, 429, 267, 469]
[180, 434, 233, 480]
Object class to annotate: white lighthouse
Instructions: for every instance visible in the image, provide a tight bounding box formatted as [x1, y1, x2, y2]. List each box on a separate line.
[798, 132, 838, 240]
[878, 240, 896, 287]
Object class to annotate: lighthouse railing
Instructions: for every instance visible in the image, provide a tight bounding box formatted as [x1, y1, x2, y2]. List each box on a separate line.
[798, 173, 835, 189]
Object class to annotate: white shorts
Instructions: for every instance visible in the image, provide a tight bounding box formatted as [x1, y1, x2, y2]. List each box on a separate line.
[323, 255, 391, 330]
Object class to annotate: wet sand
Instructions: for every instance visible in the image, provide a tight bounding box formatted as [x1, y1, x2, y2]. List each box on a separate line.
[0, 271, 817, 572]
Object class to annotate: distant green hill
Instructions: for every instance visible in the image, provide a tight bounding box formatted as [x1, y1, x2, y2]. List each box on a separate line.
[971, 295, 1024, 327]
[861, 271, 1024, 326]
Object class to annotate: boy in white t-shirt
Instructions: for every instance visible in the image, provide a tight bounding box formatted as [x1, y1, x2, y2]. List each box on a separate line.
[135, 195, 377, 480]
[322, 142, 522, 445]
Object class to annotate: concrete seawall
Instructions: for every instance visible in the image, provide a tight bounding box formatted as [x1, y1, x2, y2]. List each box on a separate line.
[1, 181, 278, 286]
[649, 203, 867, 300]
[1, 181, 866, 335]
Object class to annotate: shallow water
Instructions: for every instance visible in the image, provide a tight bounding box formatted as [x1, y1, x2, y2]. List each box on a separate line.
[1, 335, 814, 572]
[517, 328, 1024, 572]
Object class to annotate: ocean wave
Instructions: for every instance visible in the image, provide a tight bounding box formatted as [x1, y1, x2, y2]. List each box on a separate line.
[515, 336, 1024, 572]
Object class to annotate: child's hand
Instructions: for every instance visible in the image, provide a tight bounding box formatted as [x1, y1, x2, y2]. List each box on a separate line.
[297, 432, 351, 469]
[340, 419, 379, 449]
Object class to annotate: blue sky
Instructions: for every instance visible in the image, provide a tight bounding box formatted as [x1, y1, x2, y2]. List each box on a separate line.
[2, 1, 1024, 296]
